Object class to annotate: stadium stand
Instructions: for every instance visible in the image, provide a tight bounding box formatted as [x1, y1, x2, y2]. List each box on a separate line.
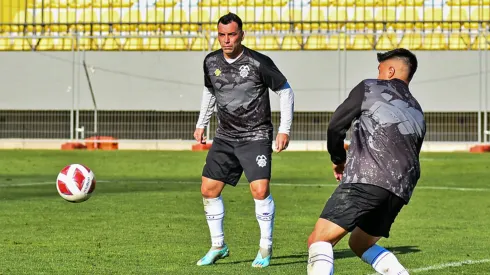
[0, 0, 488, 50]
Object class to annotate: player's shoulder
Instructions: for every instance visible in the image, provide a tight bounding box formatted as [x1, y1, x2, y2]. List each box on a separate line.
[204, 49, 223, 64]
[244, 46, 275, 66]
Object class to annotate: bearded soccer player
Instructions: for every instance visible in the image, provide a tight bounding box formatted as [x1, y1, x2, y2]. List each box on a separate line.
[193, 12, 294, 268]
[307, 48, 426, 275]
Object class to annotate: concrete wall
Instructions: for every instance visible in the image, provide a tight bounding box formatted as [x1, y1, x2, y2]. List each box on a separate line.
[0, 51, 488, 112]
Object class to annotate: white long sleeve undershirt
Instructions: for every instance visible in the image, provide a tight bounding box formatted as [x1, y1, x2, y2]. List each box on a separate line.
[195, 82, 294, 135]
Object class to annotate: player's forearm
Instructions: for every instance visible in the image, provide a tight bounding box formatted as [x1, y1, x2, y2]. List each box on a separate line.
[196, 87, 216, 128]
[276, 82, 294, 135]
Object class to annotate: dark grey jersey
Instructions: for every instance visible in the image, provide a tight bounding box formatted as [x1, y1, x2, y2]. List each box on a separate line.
[327, 79, 426, 203]
[204, 47, 287, 141]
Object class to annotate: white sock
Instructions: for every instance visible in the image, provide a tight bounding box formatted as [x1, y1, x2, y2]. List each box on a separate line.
[361, 244, 409, 275]
[203, 196, 225, 248]
[307, 241, 334, 275]
[254, 194, 275, 250]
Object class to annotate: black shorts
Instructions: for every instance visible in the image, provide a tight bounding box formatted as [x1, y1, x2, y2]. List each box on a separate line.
[320, 183, 406, 238]
[202, 138, 273, 186]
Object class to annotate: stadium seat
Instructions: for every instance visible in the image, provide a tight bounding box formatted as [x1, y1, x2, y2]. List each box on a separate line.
[401, 0, 423, 5]
[0, 35, 11, 51]
[54, 36, 76, 50]
[374, 8, 396, 30]
[256, 36, 280, 50]
[12, 37, 37, 51]
[50, 0, 69, 8]
[145, 37, 162, 50]
[92, 0, 113, 8]
[212, 37, 221, 50]
[302, 8, 329, 31]
[471, 34, 489, 50]
[442, 7, 469, 29]
[57, 9, 77, 33]
[310, 0, 331, 6]
[257, 8, 281, 31]
[198, 0, 221, 6]
[422, 32, 447, 50]
[445, 0, 469, 5]
[326, 8, 348, 30]
[398, 32, 422, 49]
[350, 34, 374, 50]
[448, 33, 470, 50]
[396, 7, 422, 30]
[346, 7, 374, 30]
[354, 0, 376, 6]
[101, 36, 122, 50]
[31, 0, 51, 8]
[281, 36, 302, 50]
[146, 10, 166, 31]
[469, 8, 490, 30]
[190, 36, 211, 51]
[78, 36, 97, 50]
[189, 9, 212, 31]
[375, 32, 397, 50]
[422, 8, 443, 30]
[281, 9, 303, 31]
[163, 37, 189, 50]
[155, 0, 178, 7]
[112, 0, 136, 7]
[242, 36, 257, 49]
[236, 8, 258, 31]
[77, 10, 99, 32]
[93, 9, 121, 32]
[164, 9, 189, 31]
[262, 0, 288, 6]
[377, 0, 401, 6]
[37, 36, 55, 50]
[117, 10, 146, 32]
[304, 34, 327, 50]
[245, 0, 288, 5]
[68, 0, 92, 8]
[330, 0, 355, 6]
[327, 33, 348, 49]
[10, 11, 35, 33]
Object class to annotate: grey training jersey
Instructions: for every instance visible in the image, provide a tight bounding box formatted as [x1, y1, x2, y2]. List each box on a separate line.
[204, 47, 287, 142]
[327, 79, 426, 203]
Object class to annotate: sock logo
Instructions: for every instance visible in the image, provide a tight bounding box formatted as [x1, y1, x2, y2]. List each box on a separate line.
[256, 155, 267, 167]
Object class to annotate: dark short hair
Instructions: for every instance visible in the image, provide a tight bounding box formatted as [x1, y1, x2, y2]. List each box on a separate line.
[377, 48, 418, 81]
[217, 12, 243, 31]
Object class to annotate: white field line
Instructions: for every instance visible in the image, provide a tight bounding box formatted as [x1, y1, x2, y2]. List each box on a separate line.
[0, 180, 489, 192]
[368, 259, 490, 274]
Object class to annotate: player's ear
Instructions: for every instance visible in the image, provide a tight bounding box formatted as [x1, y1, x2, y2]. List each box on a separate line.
[388, 66, 395, 79]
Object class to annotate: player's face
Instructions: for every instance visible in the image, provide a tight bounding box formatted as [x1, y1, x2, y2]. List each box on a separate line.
[217, 22, 244, 58]
[377, 61, 395, 80]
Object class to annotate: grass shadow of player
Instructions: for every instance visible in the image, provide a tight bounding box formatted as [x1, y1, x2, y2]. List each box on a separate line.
[220, 246, 421, 266]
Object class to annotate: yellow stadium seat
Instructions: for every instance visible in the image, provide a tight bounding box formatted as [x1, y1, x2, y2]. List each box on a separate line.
[68, 0, 91, 8]
[377, 0, 401, 5]
[446, 0, 469, 5]
[37, 37, 55, 50]
[10, 11, 35, 33]
[33, 10, 55, 32]
[92, 0, 113, 8]
[310, 0, 332, 6]
[354, 0, 377, 6]
[189, 9, 212, 31]
[304, 35, 327, 50]
[375, 33, 397, 50]
[350, 34, 374, 50]
[442, 7, 469, 29]
[163, 37, 189, 50]
[257, 8, 281, 31]
[0, 35, 11, 51]
[145, 38, 162, 50]
[469, 8, 490, 30]
[448, 33, 470, 50]
[146, 10, 166, 31]
[280, 9, 303, 31]
[400, 0, 423, 5]
[101, 37, 121, 50]
[422, 8, 443, 29]
[198, 0, 221, 6]
[472, 0, 489, 4]
[77, 10, 99, 32]
[236, 8, 258, 31]
[398, 33, 422, 49]
[164, 9, 189, 31]
[330, 0, 355, 5]
[423, 32, 447, 50]
[327, 33, 348, 49]
[242, 36, 257, 49]
[50, 0, 69, 8]
[263, 0, 288, 5]
[212, 37, 221, 50]
[226, 0, 246, 6]
[303, 8, 328, 30]
[12, 37, 36, 51]
[471, 34, 489, 50]
[113, 0, 135, 7]
[374, 8, 396, 30]
[78, 36, 97, 50]
[33, 0, 51, 8]
[257, 36, 279, 50]
[155, 0, 178, 7]
[90, 9, 120, 32]
[327, 8, 348, 30]
[396, 7, 422, 30]
[191, 37, 210, 51]
[58, 10, 77, 33]
[55, 36, 76, 51]
[118, 10, 146, 32]
[121, 38, 142, 50]
[347, 8, 374, 30]
[281, 36, 302, 50]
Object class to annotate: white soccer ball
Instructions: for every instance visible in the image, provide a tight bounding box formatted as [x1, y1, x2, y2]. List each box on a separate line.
[56, 164, 96, 203]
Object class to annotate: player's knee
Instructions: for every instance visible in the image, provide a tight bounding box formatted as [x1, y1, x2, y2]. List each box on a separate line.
[250, 180, 270, 199]
[348, 237, 364, 258]
[200, 180, 222, 198]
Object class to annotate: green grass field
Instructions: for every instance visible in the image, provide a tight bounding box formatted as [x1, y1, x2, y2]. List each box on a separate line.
[0, 150, 489, 275]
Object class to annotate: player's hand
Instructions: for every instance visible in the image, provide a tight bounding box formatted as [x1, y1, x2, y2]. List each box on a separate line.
[333, 162, 345, 182]
[194, 128, 206, 144]
[275, 133, 290, 153]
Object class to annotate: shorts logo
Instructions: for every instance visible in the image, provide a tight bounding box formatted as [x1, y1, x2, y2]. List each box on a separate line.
[239, 65, 250, 78]
[256, 155, 267, 168]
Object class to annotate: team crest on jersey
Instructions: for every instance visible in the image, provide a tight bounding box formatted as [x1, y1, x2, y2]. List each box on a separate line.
[239, 65, 250, 78]
[214, 69, 222, 76]
[256, 155, 267, 168]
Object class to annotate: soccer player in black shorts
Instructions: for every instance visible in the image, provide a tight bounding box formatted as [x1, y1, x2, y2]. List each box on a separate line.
[306, 49, 426, 275]
[192, 13, 294, 268]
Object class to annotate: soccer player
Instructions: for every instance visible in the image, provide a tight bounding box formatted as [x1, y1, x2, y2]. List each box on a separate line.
[193, 12, 294, 268]
[306, 48, 426, 275]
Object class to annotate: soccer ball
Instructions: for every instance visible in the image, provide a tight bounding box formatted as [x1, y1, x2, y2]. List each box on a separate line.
[56, 164, 96, 203]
